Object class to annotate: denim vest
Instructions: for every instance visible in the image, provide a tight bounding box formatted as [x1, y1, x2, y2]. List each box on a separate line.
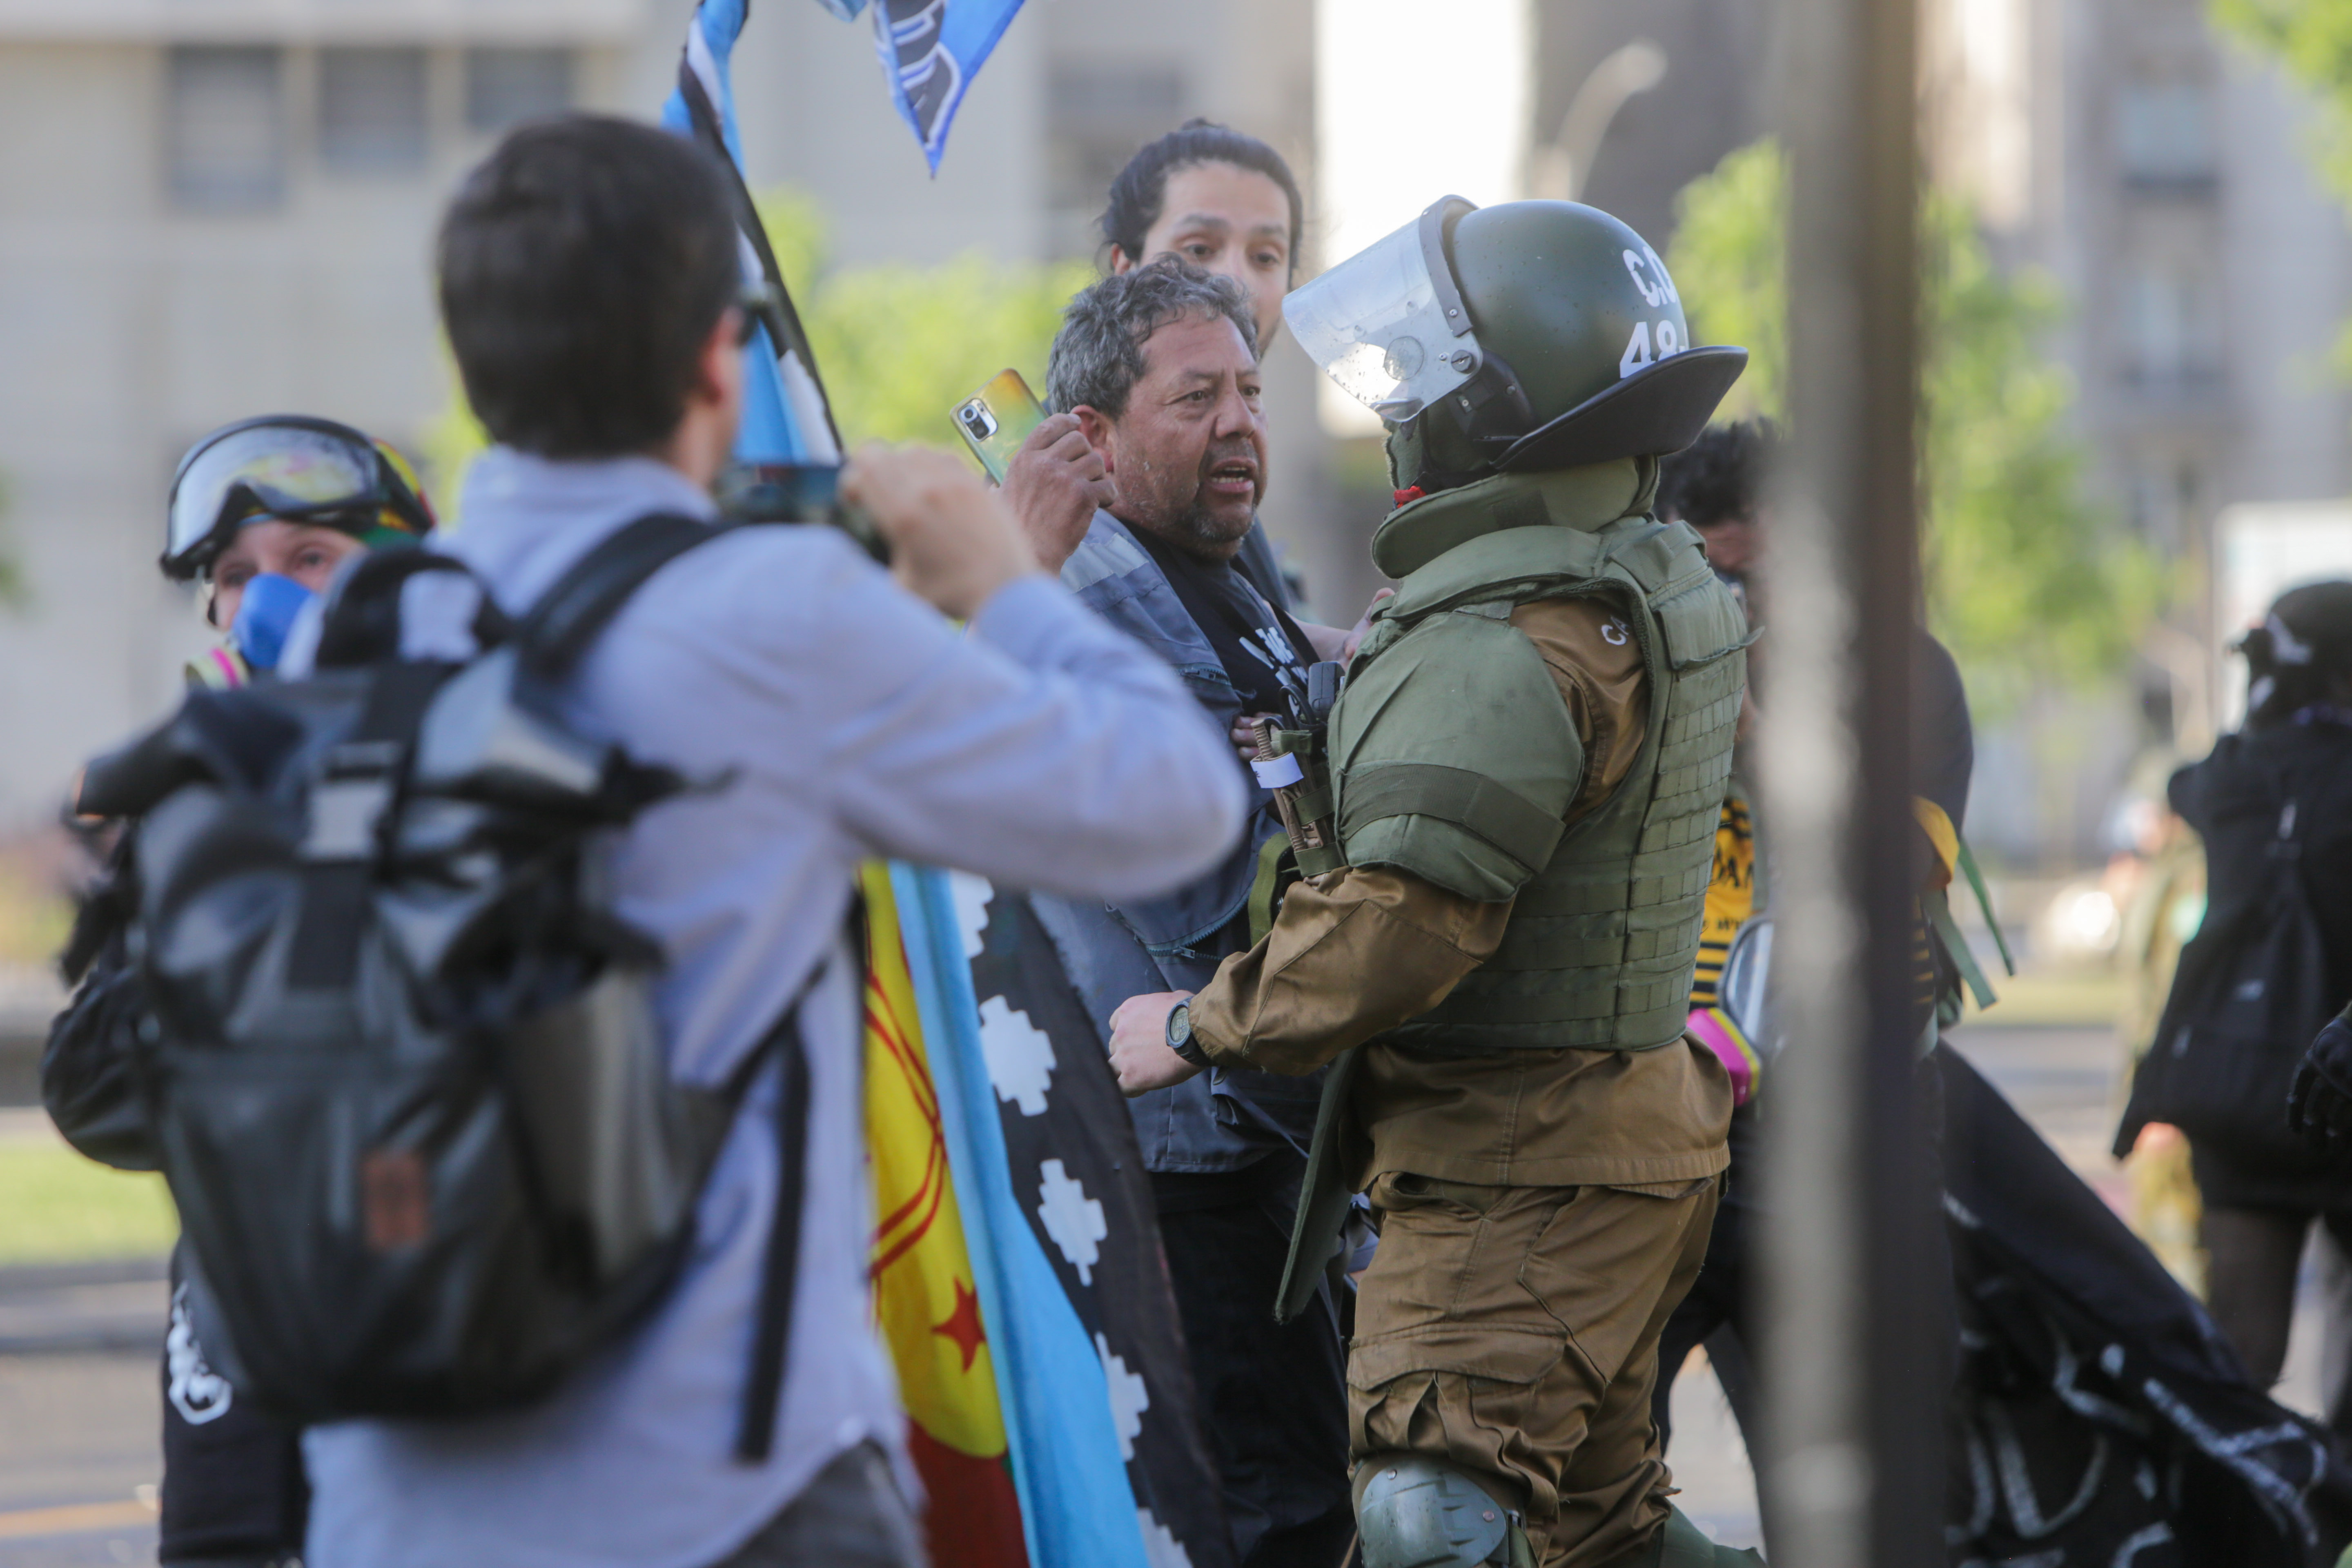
[1029, 512, 1325, 1172]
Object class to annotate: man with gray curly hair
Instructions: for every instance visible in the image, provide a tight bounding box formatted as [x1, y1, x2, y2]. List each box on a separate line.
[1030, 255, 1359, 1564]
[1047, 257, 1267, 560]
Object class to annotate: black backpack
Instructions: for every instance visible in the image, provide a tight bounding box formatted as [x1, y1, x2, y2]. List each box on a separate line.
[2118, 742, 2351, 1176]
[78, 515, 814, 1456]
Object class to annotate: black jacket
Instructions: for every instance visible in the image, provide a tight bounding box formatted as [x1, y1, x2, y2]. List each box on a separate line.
[2171, 718, 2352, 1209]
[40, 832, 158, 1172]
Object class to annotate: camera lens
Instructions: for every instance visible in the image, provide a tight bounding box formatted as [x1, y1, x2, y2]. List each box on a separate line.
[957, 402, 997, 441]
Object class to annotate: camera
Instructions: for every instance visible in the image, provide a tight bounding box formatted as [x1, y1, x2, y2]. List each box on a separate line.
[714, 463, 889, 564]
[955, 399, 999, 443]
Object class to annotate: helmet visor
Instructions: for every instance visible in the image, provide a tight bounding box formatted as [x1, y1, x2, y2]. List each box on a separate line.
[165, 422, 387, 580]
[1283, 212, 1480, 422]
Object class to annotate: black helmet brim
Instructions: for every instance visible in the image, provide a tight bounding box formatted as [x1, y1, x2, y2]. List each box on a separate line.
[1495, 345, 1749, 474]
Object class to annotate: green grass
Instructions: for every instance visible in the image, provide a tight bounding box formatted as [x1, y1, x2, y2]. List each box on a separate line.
[0, 1140, 176, 1264]
[1962, 967, 2127, 1029]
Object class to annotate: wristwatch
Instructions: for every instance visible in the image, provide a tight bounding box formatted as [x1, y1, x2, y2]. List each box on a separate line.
[1165, 1000, 1211, 1067]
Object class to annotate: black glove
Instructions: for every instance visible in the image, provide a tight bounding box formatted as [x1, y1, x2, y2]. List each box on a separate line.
[2288, 1014, 2352, 1145]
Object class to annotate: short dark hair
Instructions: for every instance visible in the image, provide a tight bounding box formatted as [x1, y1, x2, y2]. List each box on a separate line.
[437, 115, 741, 458]
[1659, 418, 1781, 529]
[1045, 257, 1259, 421]
[1099, 119, 1303, 278]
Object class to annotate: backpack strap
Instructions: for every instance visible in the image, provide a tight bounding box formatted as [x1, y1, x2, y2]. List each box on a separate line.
[494, 508, 831, 1460]
[734, 899, 866, 1463]
[312, 552, 509, 671]
[513, 513, 727, 683]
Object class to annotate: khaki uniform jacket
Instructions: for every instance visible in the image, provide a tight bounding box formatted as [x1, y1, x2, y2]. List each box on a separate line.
[1187, 595, 1730, 1192]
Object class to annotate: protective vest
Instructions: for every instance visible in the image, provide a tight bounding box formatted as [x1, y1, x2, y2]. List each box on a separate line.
[1333, 466, 1749, 1051]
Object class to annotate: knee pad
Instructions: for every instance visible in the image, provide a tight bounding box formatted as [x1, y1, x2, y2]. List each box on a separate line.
[1353, 1453, 1534, 1568]
[1661, 1505, 1766, 1568]
[1596, 1505, 1767, 1568]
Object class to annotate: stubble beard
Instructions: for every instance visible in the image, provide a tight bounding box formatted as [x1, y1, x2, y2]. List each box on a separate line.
[1162, 499, 1255, 559]
[1120, 464, 1256, 561]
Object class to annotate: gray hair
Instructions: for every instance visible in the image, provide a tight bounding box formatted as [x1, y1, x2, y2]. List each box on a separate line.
[1044, 256, 1260, 419]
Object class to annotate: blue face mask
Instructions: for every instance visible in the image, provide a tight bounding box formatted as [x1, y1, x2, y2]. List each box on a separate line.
[229, 572, 314, 673]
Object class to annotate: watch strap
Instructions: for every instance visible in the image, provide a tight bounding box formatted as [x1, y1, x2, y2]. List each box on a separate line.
[1167, 1002, 1212, 1067]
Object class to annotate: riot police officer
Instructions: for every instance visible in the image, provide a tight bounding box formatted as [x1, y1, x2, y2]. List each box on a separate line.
[1109, 197, 1761, 1568]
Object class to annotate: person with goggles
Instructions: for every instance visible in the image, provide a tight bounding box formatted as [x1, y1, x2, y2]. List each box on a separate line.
[161, 415, 434, 686]
[44, 415, 433, 1568]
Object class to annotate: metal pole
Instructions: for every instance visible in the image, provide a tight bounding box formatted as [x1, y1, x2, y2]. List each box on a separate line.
[1760, 0, 1944, 1556]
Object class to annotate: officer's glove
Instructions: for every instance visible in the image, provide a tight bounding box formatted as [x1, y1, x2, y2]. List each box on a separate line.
[2287, 1013, 2352, 1145]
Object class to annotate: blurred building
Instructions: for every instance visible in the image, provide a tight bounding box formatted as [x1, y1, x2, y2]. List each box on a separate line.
[1929, 0, 2352, 862]
[1530, 0, 1774, 249]
[1934, 0, 2352, 670]
[1536, 0, 2352, 867]
[0, 0, 646, 822]
[0, 0, 1323, 824]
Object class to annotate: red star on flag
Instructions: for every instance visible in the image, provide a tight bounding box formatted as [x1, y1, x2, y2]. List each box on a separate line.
[931, 1277, 987, 1372]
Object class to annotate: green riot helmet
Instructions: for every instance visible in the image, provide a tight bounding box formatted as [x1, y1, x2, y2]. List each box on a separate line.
[1284, 197, 1748, 487]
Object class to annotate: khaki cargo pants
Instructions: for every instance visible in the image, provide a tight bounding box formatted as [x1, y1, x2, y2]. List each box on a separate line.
[1349, 1171, 1720, 1568]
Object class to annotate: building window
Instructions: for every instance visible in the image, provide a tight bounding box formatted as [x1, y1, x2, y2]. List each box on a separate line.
[2123, 261, 2220, 384]
[319, 48, 428, 174]
[466, 48, 573, 134]
[169, 47, 285, 210]
[2117, 79, 2215, 188]
[1045, 62, 1186, 256]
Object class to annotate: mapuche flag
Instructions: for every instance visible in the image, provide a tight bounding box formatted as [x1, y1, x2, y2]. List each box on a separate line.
[863, 865, 1028, 1566]
[889, 869, 1234, 1568]
[866, 864, 1236, 1567]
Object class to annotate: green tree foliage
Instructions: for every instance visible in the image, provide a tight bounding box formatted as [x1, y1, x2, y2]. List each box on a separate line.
[757, 190, 1091, 448]
[1666, 143, 1786, 425]
[1667, 140, 2163, 706]
[2215, 0, 2352, 179]
[423, 188, 1091, 519]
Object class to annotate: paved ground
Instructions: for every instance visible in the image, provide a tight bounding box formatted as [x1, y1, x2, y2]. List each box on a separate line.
[0, 1109, 165, 1568]
[0, 1352, 158, 1566]
[0, 1019, 2308, 1565]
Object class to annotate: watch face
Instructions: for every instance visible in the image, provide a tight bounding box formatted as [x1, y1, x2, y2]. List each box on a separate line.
[1168, 1004, 1192, 1047]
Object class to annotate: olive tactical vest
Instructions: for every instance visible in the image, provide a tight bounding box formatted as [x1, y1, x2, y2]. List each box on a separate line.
[1334, 471, 1749, 1051]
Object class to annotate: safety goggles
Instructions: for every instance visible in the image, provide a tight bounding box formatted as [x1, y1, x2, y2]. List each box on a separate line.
[164, 416, 431, 582]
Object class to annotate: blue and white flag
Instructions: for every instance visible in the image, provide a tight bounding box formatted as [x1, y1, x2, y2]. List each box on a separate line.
[815, 0, 1030, 173]
[662, 0, 842, 466]
[894, 867, 1235, 1568]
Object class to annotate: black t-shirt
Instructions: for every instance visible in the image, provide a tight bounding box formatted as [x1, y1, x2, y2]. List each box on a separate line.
[1132, 528, 1311, 720]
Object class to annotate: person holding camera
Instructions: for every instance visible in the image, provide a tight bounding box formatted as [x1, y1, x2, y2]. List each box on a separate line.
[293, 114, 1246, 1568]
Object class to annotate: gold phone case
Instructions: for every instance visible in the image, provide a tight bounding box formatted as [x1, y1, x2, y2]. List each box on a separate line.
[951, 369, 1047, 483]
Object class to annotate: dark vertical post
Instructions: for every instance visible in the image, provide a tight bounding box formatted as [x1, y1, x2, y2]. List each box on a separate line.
[1760, 0, 1942, 1556]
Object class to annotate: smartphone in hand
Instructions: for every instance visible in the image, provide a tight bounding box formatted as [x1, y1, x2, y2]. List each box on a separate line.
[951, 370, 1046, 484]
